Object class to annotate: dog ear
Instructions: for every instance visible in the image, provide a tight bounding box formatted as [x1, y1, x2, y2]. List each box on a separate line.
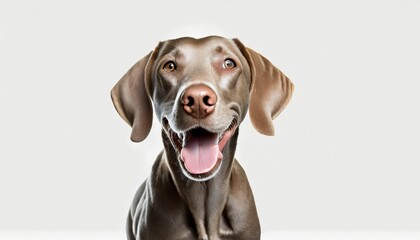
[233, 39, 294, 136]
[111, 52, 154, 142]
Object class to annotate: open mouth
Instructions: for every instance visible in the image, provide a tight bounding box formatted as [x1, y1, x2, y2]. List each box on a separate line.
[162, 118, 238, 181]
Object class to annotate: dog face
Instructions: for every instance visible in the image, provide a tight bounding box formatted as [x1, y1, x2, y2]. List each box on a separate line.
[150, 37, 251, 180]
[111, 36, 294, 181]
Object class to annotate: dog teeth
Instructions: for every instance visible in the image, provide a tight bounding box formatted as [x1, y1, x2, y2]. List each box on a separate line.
[218, 132, 225, 142]
[181, 133, 186, 141]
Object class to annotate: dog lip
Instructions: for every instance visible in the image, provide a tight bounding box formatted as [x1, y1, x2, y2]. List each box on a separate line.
[162, 118, 183, 153]
[162, 117, 238, 147]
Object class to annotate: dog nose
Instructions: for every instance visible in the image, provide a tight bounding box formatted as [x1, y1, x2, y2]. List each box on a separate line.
[181, 84, 217, 118]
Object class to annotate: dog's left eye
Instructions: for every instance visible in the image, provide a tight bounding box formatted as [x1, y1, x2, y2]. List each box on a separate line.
[223, 59, 236, 69]
[163, 61, 176, 72]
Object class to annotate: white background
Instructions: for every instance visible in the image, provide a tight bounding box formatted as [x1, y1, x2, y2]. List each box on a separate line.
[1, 0, 419, 238]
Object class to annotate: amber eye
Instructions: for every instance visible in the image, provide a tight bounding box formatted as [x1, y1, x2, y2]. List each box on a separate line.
[223, 59, 236, 69]
[163, 61, 176, 72]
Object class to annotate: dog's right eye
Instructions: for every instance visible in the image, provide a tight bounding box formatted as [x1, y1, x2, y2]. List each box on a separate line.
[163, 61, 176, 72]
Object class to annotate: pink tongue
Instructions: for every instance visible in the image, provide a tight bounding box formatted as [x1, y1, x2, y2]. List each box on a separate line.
[180, 132, 223, 174]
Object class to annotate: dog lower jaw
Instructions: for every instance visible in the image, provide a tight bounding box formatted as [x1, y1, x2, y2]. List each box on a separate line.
[162, 118, 238, 182]
[179, 157, 223, 182]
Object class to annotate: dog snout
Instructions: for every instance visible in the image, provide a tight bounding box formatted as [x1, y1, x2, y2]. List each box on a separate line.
[181, 84, 217, 119]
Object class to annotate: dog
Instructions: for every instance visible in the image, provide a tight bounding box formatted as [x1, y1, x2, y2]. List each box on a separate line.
[111, 36, 294, 240]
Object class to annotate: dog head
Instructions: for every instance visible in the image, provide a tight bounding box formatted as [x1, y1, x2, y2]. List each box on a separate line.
[111, 36, 294, 181]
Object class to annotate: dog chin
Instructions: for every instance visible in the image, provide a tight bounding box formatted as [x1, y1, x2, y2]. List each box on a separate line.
[162, 118, 237, 182]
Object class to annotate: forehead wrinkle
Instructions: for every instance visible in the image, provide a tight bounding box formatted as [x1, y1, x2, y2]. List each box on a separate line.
[172, 49, 183, 63]
[159, 41, 177, 57]
[209, 45, 225, 62]
[160, 41, 188, 62]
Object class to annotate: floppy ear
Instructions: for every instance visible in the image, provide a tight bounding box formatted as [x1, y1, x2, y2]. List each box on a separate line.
[111, 52, 154, 142]
[233, 39, 294, 136]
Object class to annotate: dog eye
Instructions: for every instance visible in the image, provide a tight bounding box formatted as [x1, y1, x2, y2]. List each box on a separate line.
[223, 59, 236, 69]
[163, 61, 176, 72]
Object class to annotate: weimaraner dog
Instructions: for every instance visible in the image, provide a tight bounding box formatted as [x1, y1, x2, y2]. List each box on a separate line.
[111, 36, 294, 240]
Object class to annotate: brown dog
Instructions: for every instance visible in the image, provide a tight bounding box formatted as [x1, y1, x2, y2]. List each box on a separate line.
[111, 36, 293, 240]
